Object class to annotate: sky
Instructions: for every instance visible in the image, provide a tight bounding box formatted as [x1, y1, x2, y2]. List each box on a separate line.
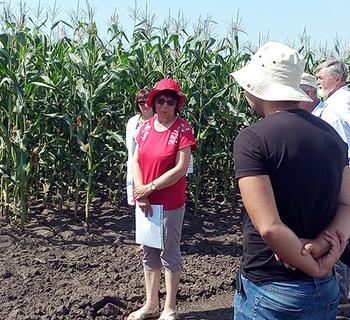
[7, 0, 350, 51]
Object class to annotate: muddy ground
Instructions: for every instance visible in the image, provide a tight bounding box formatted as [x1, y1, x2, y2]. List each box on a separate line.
[1, 199, 350, 320]
[0, 199, 242, 320]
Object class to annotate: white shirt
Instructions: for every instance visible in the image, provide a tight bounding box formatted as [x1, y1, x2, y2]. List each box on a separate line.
[325, 85, 350, 125]
[312, 99, 350, 160]
[311, 100, 325, 118]
[126, 114, 142, 205]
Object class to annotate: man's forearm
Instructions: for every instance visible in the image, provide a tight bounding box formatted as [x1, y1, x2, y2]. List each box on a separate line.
[326, 167, 350, 240]
[263, 223, 328, 277]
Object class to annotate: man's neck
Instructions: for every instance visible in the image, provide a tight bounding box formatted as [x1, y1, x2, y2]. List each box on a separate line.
[263, 101, 300, 117]
[327, 82, 347, 98]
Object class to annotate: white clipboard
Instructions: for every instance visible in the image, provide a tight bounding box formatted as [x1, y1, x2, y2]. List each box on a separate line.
[135, 204, 164, 249]
[186, 154, 194, 174]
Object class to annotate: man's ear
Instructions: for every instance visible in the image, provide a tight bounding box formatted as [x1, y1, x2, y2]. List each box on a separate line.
[305, 87, 312, 96]
[335, 74, 343, 86]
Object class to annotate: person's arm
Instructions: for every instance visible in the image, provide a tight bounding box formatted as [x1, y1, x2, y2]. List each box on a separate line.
[126, 119, 132, 153]
[239, 174, 343, 277]
[126, 117, 138, 205]
[325, 166, 350, 237]
[126, 116, 137, 155]
[302, 166, 350, 257]
[330, 118, 350, 160]
[133, 146, 191, 199]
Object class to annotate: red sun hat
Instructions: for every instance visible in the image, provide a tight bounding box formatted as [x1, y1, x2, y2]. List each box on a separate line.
[147, 78, 186, 111]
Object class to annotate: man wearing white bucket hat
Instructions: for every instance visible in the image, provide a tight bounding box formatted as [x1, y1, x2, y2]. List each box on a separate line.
[231, 42, 350, 319]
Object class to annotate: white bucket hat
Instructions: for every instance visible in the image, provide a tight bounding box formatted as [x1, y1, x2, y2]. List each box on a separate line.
[230, 42, 312, 102]
[300, 72, 317, 89]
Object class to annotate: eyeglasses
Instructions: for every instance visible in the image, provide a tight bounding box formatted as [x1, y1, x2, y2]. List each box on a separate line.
[155, 98, 177, 107]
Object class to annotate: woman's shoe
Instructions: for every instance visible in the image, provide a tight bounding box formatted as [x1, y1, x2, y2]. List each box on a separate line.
[158, 309, 178, 320]
[127, 306, 160, 320]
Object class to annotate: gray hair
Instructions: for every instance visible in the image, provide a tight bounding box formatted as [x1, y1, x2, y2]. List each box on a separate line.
[315, 59, 348, 82]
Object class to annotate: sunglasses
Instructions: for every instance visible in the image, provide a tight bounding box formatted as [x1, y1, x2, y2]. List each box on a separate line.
[155, 98, 177, 107]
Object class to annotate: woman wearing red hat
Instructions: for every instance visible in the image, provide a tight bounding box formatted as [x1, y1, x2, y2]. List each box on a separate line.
[128, 78, 196, 320]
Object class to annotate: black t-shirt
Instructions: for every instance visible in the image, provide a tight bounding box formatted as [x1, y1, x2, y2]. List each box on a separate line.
[234, 109, 348, 283]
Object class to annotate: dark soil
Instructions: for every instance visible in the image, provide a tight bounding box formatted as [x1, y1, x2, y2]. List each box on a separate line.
[1, 199, 349, 320]
[0, 199, 242, 320]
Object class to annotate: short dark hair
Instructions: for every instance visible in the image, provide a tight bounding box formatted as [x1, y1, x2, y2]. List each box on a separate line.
[134, 89, 149, 113]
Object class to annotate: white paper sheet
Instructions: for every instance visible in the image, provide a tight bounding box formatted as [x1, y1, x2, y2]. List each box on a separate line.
[186, 154, 194, 174]
[135, 204, 164, 249]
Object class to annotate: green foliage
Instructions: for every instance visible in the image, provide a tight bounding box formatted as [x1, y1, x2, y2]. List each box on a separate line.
[1, 3, 347, 222]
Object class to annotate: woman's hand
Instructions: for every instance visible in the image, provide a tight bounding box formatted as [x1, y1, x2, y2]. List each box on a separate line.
[137, 197, 153, 217]
[134, 184, 152, 200]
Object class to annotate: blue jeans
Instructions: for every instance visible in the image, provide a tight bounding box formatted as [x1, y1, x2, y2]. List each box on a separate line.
[234, 273, 339, 320]
[335, 260, 350, 303]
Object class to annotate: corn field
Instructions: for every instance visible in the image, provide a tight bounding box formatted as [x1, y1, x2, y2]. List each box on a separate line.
[0, 3, 349, 225]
